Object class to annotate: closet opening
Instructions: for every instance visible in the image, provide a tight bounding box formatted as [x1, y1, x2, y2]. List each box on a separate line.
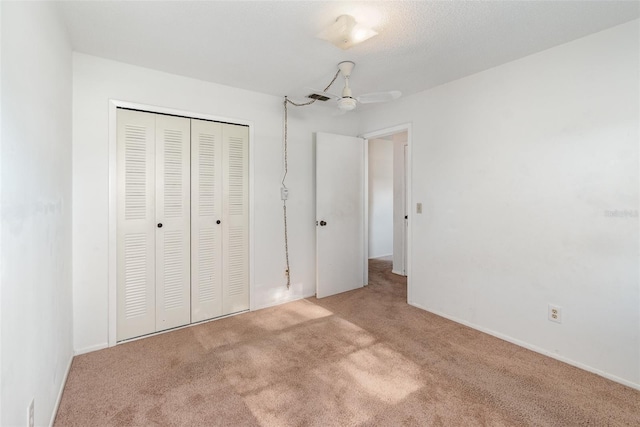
[108, 102, 253, 346]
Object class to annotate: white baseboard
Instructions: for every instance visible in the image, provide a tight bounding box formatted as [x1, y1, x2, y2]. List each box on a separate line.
[407, 301, 640, 391]
[391, 269, 406, 276]
[49, 354, 73, 427]
[251, 293, 316, 312]
[74, 342, 108, 356]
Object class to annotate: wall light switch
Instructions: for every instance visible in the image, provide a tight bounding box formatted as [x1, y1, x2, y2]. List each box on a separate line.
[416, 203, 423, 214]
[280, 187, 289, 201]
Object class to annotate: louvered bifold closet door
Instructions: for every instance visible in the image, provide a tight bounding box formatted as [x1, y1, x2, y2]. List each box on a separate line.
[190, 119, 224, 322]
[222, 124, 250, 314]
[155, 115, 191, 331]
[116, 109, 156, 341]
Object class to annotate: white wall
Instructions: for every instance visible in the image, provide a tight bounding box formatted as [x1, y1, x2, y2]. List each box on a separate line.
[358, 21, 640, 387]
[1, 2, 74, 425]
[72, 53, 358, 353]
[368, 139, 393, 258]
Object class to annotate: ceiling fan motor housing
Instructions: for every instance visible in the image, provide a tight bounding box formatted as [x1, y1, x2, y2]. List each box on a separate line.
[338, 97, 357, 111]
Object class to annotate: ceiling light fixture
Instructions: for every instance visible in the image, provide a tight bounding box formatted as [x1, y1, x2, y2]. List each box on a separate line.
[317, 15, 378, 50]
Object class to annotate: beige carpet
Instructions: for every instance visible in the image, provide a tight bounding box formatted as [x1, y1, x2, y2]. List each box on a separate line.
[55, 259, 639, 426]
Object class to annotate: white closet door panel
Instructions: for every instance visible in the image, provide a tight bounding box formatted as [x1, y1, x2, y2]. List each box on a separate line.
[222, 124, 249, 314]
[190, 119, 223, 322]
[155, 114, 191, 331]
[116, 109, 156, 341]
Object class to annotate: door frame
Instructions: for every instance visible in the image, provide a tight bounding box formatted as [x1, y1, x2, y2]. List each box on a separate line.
[403, 143, 409, 276]
[107, 100, 255, 347]
[360, 123, 412, 301]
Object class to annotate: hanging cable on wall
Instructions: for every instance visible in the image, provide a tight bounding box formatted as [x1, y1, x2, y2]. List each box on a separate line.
[281, 69, 340, 289]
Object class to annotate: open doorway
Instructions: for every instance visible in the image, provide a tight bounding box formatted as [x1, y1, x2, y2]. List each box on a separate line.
[363, 125, 410, 296]
[314, 126, 410, 301]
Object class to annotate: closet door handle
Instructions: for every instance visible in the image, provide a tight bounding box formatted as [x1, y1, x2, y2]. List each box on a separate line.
[216, 220, 221, 225]
[157, 223, 163, 228]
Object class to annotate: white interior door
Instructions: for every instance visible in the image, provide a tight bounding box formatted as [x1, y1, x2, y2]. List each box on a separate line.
[116, 109, 156, 341]
[155, 114, 191, 332]
[316, 132, 365, 298]
[191, 119, 224, 322]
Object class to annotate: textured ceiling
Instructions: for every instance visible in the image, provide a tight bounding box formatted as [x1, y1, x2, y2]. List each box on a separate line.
[58, 1, 639, 104]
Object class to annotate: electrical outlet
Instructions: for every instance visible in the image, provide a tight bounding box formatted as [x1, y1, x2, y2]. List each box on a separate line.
[27, 399, 34, 427]
[548, 304, 562, 324]
[280, 187, 289, 201]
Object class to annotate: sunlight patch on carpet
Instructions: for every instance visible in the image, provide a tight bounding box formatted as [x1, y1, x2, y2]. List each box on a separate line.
[240, 341, 423, 426]
[192, 326, 247, 351]
[249, 299, 334, 332]
[331, 343, 423, 404]
[219, 316, 376, 395]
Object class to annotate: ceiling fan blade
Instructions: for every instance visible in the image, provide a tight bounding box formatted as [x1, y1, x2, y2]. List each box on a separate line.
[355, 90, 402, 104]
[306, 88, 341, 101]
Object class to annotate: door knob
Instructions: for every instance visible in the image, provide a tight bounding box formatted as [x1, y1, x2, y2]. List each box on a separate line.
[157, 223, 163, 228]
[319, 220, 327, 226]
[216, 220, 221, 224]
